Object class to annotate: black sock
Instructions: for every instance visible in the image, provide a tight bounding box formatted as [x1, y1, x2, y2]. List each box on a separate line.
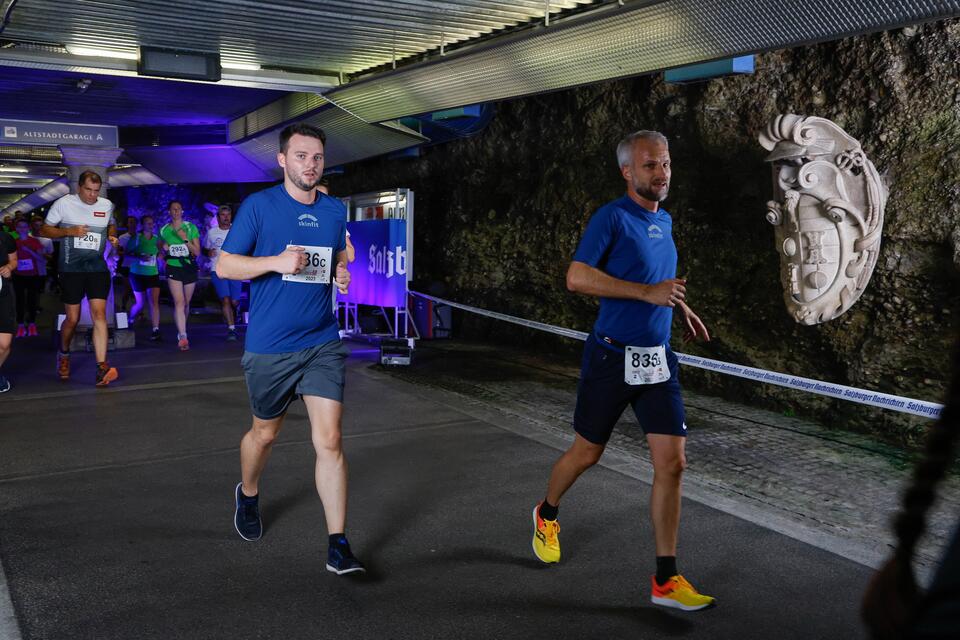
[329, 533, 348, 548]
[538, 500, 559, 521]
[656, 556, 678, 585]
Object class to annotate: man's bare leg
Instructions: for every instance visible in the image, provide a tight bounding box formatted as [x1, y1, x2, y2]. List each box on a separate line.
[303, 395, 347, 534]
[240, 414, 285, 496]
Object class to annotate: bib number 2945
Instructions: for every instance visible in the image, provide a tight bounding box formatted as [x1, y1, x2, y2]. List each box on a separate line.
[282, 245, 332, 284]
[624, 345, 669, 385]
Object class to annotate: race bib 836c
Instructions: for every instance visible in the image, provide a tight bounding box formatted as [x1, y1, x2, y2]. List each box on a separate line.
[282, 245, 332, 284]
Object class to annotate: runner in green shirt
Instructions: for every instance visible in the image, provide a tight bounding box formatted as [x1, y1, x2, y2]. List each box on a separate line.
[158, 201, 200, 351]
[128, 214, 163, 341]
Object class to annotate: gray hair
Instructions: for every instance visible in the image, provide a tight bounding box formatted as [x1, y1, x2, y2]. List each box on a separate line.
[616, 130, 668, 167]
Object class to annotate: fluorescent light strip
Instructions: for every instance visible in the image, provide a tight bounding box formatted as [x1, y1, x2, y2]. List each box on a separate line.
[0, 168, 29, 173]
[65, 45, 139, 61]
[222, 61, 262, 71]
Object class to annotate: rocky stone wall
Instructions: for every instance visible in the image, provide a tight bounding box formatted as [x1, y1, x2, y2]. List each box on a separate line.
[333, 21, 960, 446]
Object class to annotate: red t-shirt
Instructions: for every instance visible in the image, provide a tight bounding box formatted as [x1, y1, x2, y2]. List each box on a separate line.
[15, 236, 45, 276]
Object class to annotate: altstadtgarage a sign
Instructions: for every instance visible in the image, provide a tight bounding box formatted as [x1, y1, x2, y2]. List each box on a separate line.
[0, 118, 118, 147]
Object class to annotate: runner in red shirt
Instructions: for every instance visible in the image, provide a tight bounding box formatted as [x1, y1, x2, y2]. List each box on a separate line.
[13, 219, 46, 337]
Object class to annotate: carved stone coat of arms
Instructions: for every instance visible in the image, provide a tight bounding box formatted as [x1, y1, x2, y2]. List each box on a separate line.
[759, 114, 886, 324]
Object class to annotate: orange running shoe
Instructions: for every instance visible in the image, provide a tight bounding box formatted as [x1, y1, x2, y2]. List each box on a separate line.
[57, 352, 71, 380]
[177, 335, 190, 351]
[95, 363, 119, 387]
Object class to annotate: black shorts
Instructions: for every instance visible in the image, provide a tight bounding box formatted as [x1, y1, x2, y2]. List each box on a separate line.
[573, 334, 687, 444]
[116, 265, 131, 278]
[130, 273, 161, 292]
[0, 290, 15, 334]
[59, 271, 111, 305]
[166, 262, 198, 285]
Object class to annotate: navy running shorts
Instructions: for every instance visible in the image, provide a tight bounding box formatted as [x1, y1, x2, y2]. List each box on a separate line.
[241, 339, 350, 420]
[573, 334, 687, 444]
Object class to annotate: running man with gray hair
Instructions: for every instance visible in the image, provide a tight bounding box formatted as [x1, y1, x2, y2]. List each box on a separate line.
[530, 130, 715, 611]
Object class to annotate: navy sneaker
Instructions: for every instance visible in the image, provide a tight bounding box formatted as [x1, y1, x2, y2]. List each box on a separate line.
[326, 537, 366, 575]
[226, 329, 239, 342]
[0, 375, 10, 393]
[234, 482, 262, 541]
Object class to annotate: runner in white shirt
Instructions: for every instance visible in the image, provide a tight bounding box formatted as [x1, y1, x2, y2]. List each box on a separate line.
[204, 204, 241, 341]
[40, 170, 120, 387]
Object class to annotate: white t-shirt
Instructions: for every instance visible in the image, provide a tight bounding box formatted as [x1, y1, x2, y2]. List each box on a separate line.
[45, 194, 115, 273]
[203, 225, 230, 270]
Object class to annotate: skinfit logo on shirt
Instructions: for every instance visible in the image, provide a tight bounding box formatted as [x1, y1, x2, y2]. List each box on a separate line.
[647, 224, 664, 239]
[94, 211, 106, 218]
[298, 213, 319, 228]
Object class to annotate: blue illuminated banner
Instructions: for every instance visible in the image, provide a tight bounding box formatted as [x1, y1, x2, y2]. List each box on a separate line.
[0, 118, 119, 147]
[341, 219, 408, 307]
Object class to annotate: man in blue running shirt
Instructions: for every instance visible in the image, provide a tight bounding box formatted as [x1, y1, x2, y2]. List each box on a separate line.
[217, 123, 364, 575]
[530, 131, 715, 611]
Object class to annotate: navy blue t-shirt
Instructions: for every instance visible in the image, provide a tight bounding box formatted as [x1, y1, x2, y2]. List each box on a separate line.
[222, 184, 347, 354]
[572, 195, 677, 348]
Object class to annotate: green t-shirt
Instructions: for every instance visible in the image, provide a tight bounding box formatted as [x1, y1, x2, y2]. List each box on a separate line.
[127, 233, 160, 276]
[159, 222, 199, 268]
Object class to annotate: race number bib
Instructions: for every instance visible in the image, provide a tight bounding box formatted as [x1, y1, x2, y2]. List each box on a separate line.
[74, 231, 101, 251]
[168, 244, 189, 258]
[282, 245, 332, 284]
[139, 255, 157, 267]
[624, 345, 670, 385]
[17, 259, 34, 272]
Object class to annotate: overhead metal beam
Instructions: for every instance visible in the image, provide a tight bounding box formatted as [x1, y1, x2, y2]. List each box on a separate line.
[325, 0, 960, 123]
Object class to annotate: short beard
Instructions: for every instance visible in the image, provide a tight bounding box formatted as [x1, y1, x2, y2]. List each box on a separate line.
[290, 172, 319, 192]
[634, 182, 668, 204]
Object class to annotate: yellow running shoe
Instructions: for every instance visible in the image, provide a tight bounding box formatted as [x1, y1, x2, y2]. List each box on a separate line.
[651, 574, 715, 611]
[531, 503, 561, 563]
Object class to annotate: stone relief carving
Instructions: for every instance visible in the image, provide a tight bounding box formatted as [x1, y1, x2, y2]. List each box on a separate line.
[758, 114, 887, 325]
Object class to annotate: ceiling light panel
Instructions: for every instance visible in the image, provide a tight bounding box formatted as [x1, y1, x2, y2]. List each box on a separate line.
[1, 1, 594, 76]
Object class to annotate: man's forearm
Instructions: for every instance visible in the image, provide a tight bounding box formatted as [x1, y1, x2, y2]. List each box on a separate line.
[216, 252, 278, 280]
[39, 224, 73, 239]
[567, 261, 652, 302]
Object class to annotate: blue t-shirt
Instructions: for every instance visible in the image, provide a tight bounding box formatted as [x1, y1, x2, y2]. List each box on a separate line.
[222, 184, 347, 354]
[572, 195, 677, 348]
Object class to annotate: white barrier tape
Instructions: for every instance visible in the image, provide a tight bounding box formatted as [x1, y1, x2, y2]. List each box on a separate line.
[411, 291, 590, 341]
[409, 290, 944, 420]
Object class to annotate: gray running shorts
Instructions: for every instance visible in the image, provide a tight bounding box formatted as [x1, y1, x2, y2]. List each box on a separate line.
[241, 339, 350, 419]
